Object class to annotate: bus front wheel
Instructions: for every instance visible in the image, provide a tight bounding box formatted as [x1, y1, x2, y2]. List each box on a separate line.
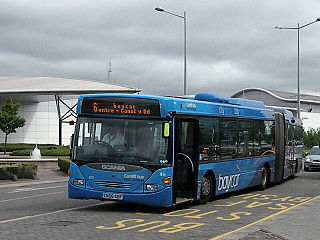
[199, 173, 213, 204]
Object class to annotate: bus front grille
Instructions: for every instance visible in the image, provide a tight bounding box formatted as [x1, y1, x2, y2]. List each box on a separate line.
[94, 181, 132, 189]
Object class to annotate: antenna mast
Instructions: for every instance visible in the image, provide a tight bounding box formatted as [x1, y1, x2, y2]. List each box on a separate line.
[106, 60, 112, 83]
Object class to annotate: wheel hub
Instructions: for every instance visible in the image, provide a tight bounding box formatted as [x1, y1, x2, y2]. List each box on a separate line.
[202, 177, 211, 196]
[262, 168, 267, 185]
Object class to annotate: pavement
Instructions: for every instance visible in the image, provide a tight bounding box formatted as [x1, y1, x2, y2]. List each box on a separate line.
[0, 152, 61, 159]
[227, 192, 320, 240]
[0, 163, 69, 188]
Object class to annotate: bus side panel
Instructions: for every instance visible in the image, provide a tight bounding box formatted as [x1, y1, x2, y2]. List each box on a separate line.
[274, 112, 285, 183]
[199, 156, 275, 196]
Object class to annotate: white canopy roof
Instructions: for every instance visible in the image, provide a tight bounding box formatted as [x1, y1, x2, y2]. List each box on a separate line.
[0, 76, 140, 102]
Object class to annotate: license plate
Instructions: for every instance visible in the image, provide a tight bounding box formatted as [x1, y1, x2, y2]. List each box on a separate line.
[102, 193, 123, 200]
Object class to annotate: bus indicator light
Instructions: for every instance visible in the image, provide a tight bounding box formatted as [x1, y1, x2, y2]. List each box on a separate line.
[162, 177, 171, 184]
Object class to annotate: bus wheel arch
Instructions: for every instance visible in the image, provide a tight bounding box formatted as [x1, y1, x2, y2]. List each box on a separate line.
[199, 171, 215, 204]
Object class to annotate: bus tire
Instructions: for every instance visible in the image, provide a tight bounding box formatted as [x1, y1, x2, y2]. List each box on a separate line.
[199, 173, 213, 204]
[259, 165, 269, 191]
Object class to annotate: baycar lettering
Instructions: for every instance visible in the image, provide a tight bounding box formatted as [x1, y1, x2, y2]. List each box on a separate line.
[217, 174, 240, 192]
[102, 164, 126, 171]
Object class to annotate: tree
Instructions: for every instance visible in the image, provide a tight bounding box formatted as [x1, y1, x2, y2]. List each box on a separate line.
[303, 128, 320, 149]
[0, 97, 25, 154]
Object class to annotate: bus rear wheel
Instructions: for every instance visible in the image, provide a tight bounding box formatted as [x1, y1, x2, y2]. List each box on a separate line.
[199, 173, 213, 204]
[259, 166, 269, 190]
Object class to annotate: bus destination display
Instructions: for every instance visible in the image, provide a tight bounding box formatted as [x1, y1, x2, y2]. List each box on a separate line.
[81, 97, 160, 116]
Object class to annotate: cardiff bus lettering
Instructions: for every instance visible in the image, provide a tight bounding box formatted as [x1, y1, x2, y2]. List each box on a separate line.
[217, 174, 240, 192]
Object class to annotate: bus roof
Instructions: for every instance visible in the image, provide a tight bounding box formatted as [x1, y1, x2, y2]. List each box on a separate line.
[77, 93, 278, 120]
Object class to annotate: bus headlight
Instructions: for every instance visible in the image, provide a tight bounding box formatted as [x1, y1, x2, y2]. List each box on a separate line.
[146, 184, 158, 191]
[73, 179, 84, 185]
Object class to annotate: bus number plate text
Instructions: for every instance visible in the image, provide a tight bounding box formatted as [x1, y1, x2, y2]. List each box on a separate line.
[103, 193, 123, 200]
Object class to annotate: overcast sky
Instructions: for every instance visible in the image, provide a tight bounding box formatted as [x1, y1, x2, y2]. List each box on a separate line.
[1, 0, 320, 97]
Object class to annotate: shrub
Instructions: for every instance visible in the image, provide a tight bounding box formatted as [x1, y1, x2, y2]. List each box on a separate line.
[58, 158, 71, 173]
[0, 143, 34, 152]
[10, 146, 70, 156]
[302, 149, 310, 158]
[9, 149, 32, 156]
[0, 162, 37, 180]
[0, 143, 67, 152]
[40, 147, 70, 156]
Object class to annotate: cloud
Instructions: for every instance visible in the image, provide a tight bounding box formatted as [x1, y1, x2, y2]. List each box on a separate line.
[0, 0, 320, 97]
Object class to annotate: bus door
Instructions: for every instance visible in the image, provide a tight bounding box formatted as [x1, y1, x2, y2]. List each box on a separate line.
[274, 112, 285, 183]
[173, 118, 199, 204]
[287, 124, 296, 176]
[287, 147, 295, 177]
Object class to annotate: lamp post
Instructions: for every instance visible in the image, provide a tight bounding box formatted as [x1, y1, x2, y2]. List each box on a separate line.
[275, 18, 320, 119]
[155, 7, 187, 95]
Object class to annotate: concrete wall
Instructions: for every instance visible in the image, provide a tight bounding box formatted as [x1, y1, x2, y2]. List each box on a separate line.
[0, 100, 77, 146]
[300, 112, 320, 130]
[233, 90, 320, 130]
[235, 90, 297, 109]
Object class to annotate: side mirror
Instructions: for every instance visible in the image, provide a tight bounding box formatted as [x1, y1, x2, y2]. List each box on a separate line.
[70, 134, 74, 157]
[163, 122, 170, 138]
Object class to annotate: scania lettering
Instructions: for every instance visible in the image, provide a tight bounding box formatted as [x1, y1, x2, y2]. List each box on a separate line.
[68, 93, 303, 207]
[101, 164, 126, 171]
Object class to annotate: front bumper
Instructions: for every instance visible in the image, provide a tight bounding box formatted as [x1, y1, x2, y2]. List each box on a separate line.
[305, 161, 320, 169]
[68, 181, 173, 207]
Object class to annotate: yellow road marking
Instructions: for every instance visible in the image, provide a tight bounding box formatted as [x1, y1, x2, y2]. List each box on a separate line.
[176, 198, 193, 204]
[209, 195, 320, 240]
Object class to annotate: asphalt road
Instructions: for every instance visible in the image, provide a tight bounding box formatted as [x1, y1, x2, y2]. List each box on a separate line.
[0, 170, 319, 240]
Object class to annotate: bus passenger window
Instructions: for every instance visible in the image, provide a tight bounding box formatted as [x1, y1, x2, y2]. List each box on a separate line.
[179, 122, 194, 157]
[238, 120, 254, 158]
[238, 130, 249, 157]
[261, 121, 275, 155]
[221, 119, 238, 160]
[252, 120, 261, 156]
[199, 118, 220, 162]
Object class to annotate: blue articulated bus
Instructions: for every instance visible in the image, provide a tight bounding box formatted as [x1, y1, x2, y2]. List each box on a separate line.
[68, 93, 303, 207]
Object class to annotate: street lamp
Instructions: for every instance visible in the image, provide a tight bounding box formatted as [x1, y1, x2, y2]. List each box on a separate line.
[275, 17, 320, 119]
[155, 7, 187, 95]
